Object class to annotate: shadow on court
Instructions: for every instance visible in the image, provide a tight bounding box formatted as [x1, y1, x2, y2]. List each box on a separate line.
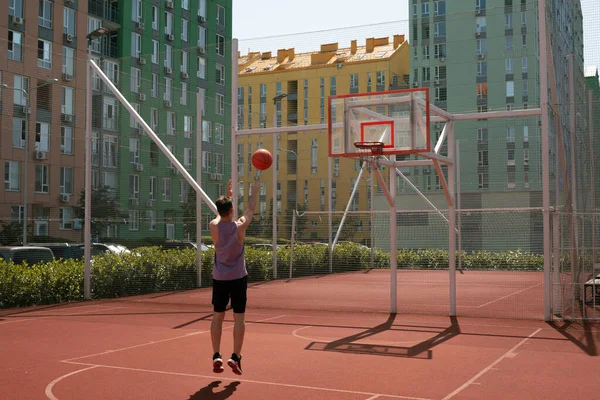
[305, 314, 461, 359]
[547, 320, 598, 356]
[188, 381, 240, 399]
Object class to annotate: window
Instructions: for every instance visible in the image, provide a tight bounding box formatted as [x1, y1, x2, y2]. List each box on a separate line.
[198, 26, 207, 48]
[507, 150, 516, 166]
[217, 35, 225, 56]
[507, 171, 516, 188]
[149, 176, 157, 200]
[181, 51, 189, 73]
[311, 139, 318, 174]
[202, 121, 212, 142]
[13, 118, 26, 148]
[478, 173, 488, 189]
[8, 30, 23, 61]
[478, 150, 488, 166]
[524, 171, 530, 188]
[147, 210, 157, 231]
[182, 0, 189, 10]
[182, 19, 189, 42]
[4, 161, 20, 191]
[477, 83, 487, 99]
[132, 0, 142, 22]
[62, 86, 74, 115]
[129, 175, 139, 200]
[151, 74, 158, 97]
[162, 178, 172, 201]
[88, 17, 102, 52]
[165, 44, 172, 68]
[476, 39, 487, 55]
[217, 4, 226, 26]
[524, 148, 529, 165]
[152, 40, 159, 64]
[102, 135, 118, 167]
[476, 17, 487, 34]
[522, 34, 527, 47]
[505, 36, 513, 51]
[522, 57, 528, 73]
[507, 126, 516, 142]
[9, 0, 24, 17]
[64, 8, 76, 36]
[39, 0, 53, 28]
[35, 122, 50, 152]
[523, 126, 529, 142]
[167, 112, 176, 135]
[165, 12, 174, 35]
[131, 33, 141, 58]
[129, 138, 140, 164]
[199, 0, 207, 17]
[60, 208, 73, 230]
[434, 22, 446, 38]
[476, 0, 486, 9]
[184, 148, 193, 170]
[35, 164, 49, 193]
[505, 58, 514, 74]
[213, 64, 225, 86]
[505, 13, 512, 29]
[61, 126, 73, 154]
[506, 81, 515, 97]
[62, 47, 74, 75]
[216, 94, 224, 115]
[198, 57, 206, 79]
[434, 43, 446, 59]
[180, 82, 187, 105]
[184, 116, 193, 138]
[151, 108, 158, 132]
[60, 167, 73, 194]
[434, 0, 446, 16]
[477, 61, 487, 77]
[422, 2, 429, 16]
[129, 210, 139, 231]
[434, 87, 447, 101]
[103, 61, 119, 85]
[37, 40, 52, 69]
[215, 123, 224, 145]
[164, 77, 172, 101]
[152, 6, 159, 30]
[477, 128, 487, 143]
[523, 80, 528, 96]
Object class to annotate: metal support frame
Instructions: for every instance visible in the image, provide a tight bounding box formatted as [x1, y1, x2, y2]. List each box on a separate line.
[196, 93, 204, 287]
[539, 0, 552, 321]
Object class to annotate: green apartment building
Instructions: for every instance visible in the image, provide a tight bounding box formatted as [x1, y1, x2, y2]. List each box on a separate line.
[374, 0, 585, 252]
[88, 0, 232, 242]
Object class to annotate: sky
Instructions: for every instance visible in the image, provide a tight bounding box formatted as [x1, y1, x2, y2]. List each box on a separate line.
[233, 0, 600, 69]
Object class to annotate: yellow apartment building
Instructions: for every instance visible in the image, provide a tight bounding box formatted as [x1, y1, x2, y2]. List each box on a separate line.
[237, 35, 410, 242]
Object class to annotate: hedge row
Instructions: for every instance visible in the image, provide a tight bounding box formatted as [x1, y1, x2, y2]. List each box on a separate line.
[0, 244, 545, 309]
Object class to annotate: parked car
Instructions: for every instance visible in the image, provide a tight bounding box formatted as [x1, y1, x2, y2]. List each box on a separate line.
[28, 243, 83, 260]
[251, 243, 281, 250]
[0, 246, 55, 265]
[190, 242, 210, 251]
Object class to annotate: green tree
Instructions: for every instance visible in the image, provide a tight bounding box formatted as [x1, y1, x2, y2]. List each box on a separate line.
[0, 221, 22, 245]
[75, 186, 121, 240]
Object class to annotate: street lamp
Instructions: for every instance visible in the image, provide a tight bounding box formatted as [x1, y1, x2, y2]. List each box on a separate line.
[83, 27, 112, 299]
[1, 78, 57, 244]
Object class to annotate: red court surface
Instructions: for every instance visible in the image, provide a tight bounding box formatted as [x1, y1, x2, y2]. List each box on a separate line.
[1, 270, 598, 400]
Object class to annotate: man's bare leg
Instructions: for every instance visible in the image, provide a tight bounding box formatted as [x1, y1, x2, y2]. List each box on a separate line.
[211, 312, 225, 373]
[232, 312, 245, 355]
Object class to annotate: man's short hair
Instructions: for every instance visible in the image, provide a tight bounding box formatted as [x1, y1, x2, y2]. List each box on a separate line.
[215, 196, 233, 217]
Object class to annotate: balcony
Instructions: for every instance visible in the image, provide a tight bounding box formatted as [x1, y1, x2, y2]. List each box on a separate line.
[88, 0, 120, 25]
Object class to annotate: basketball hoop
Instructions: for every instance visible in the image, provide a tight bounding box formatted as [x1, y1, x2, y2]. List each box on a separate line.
[354, 141, 384, 163]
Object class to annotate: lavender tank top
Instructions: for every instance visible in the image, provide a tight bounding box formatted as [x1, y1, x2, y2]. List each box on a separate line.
[212, 221, 247, 281]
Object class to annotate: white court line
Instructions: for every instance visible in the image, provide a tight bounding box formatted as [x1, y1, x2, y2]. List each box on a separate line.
[61, 314, 285, 363]
[291, 326, 422, 346]
[365, 395, 381, 400]
[45, 366, 99, 400]
[476, 283, 542, 308]
[60, 361, 433, 400]
[0, 306, 124, 325]
[441, 328, 542, 400]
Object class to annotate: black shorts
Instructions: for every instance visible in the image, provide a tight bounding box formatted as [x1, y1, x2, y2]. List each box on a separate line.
[212, 276, 248, 313]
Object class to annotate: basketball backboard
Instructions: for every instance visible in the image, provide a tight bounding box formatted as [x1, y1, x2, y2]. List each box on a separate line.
[328, 88, 430, 158]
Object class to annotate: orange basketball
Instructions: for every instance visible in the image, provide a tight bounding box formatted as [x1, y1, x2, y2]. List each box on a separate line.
[252, 149, 273, 170]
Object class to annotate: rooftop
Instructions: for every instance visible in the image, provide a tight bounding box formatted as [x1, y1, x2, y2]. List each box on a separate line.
[239, 35, 407, 75]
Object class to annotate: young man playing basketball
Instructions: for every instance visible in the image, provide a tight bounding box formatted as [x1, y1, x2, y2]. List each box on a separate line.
[209, 179, 259, 375]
